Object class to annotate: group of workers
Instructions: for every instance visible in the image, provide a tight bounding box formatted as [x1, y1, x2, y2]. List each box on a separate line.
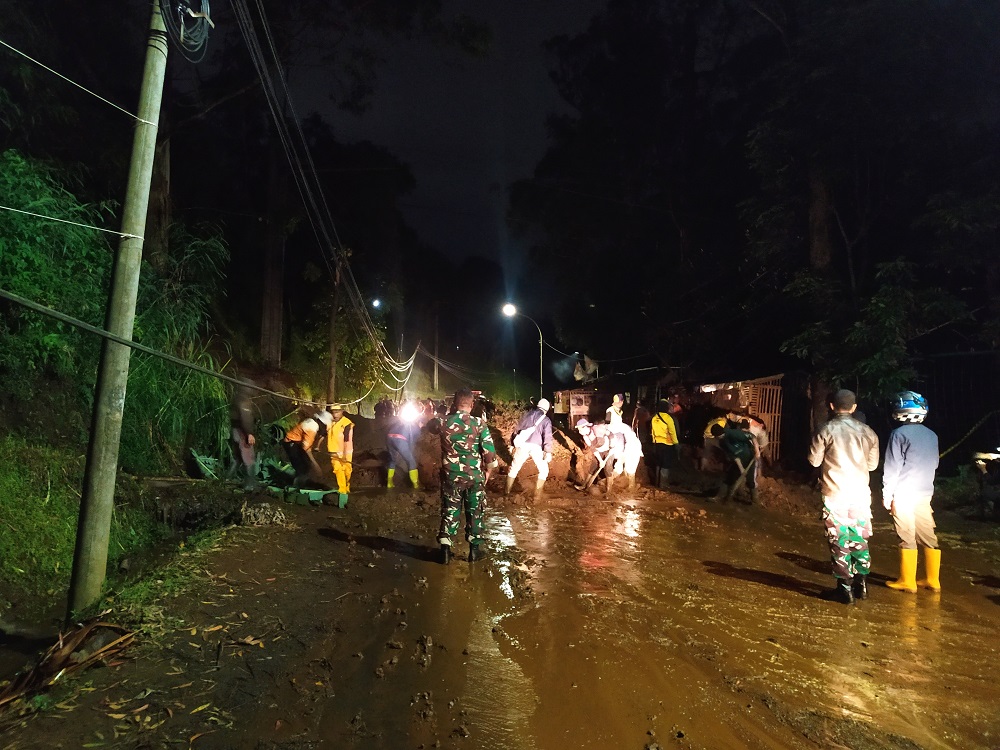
[268, 397, 435, 504]
[232, 384, 945, 602]
[434, 383, 947, 609]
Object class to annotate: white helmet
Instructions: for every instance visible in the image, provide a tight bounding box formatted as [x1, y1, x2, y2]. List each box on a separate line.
[891, 391, 928, 423]
[537, 398, 550, 412]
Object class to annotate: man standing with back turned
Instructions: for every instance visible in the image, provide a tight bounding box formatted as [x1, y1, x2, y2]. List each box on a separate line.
[882, 390, 942, 593]
[808, 389, 880, 605]
[438, 389, 498, 564]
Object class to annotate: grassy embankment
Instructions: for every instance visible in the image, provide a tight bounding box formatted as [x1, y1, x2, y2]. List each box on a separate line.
[0, 436, 170, 622]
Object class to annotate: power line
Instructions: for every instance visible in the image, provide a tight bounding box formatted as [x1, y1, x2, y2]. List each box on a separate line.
[5, 3, 413, 400]
[0, 203, 139, 239]
[0, 286, 332, 410]
[230, 0, 417, 383]
[0, 36, 153, 124]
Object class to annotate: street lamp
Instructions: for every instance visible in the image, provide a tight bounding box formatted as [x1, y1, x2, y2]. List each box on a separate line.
[502, 303, 543, 400]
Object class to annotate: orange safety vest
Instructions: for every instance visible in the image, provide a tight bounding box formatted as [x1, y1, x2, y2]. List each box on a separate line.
[285, 418, 319, 451]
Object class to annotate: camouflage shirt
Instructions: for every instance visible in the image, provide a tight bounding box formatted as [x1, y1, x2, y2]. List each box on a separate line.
[441, 411, 497, 486]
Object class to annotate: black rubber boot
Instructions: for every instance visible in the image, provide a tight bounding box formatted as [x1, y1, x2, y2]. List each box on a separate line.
[440, 544, 452, 565]
[658, 469, 670, 489]
[468, 544, 484, 562]
[820, 579, 855, 605]
[852, 574, 868, 600]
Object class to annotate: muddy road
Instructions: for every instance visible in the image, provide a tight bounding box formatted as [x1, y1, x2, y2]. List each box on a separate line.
[4, 479, 1000, 750]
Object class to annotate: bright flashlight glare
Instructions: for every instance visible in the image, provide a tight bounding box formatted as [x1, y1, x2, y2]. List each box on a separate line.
[502, 303, 517, 317]
[400, 402, 419, 422]
[372, 298, 381, 308]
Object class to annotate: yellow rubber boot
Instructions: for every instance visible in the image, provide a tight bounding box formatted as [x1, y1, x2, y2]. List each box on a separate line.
[386, 468, 395, 489]
[886, 548, 918, 593]
[408, 469, 421, 490]
[917, 547, 941, 591]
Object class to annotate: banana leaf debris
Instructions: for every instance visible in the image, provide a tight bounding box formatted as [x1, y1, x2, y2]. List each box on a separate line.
[0, 616, 133, 712]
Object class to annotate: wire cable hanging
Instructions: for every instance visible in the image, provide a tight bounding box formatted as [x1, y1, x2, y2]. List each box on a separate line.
[160, 0, 214, 63]
[0, 204, 139, 239]
[231, 0, 418, 385]
[0, 37, 153, 124]
[236, 0, 413, 375]
[0, 286, 331, 409]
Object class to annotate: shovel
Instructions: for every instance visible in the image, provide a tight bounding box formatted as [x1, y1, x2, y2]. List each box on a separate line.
[728, 456, 756, 496]
[574, 451, 610, 492]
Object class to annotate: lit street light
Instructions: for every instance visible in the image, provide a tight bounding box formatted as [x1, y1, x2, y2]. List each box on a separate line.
[502, 303, 543, 400]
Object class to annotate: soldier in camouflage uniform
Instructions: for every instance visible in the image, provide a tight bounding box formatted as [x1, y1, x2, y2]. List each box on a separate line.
[437, 389, 498, 564]
[807, 389, 880, 605]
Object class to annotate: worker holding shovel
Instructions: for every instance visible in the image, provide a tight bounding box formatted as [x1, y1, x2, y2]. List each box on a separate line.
[710, 420, 759, 503]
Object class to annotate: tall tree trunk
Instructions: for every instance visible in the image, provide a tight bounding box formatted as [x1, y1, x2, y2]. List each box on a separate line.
[260, 140, 288, 367]
[145, 134, 171, 273]
[808, 167, 834, 273]
[808, 166, 835, 428]
[327, 273, 341, 403]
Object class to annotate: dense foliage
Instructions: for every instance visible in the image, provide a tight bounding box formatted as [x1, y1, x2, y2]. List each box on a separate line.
[0, 437, 163, 612]
[510, 0, 1000, 397]
[0, 149, 231, 472]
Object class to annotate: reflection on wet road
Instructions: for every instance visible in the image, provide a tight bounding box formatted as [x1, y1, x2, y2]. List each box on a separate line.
[455, 496, 1000, 750]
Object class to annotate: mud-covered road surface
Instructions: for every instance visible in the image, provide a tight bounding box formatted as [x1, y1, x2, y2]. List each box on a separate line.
[4, 473, 1000, 750]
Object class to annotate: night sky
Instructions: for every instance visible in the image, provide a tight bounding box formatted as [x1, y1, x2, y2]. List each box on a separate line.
[5, 0, 998, 415]
[297, 1, 605, 281]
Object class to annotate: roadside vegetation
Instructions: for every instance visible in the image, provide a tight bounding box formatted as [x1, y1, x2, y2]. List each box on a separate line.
[0, 437, 164, 619]
[0, 150, 239, 621]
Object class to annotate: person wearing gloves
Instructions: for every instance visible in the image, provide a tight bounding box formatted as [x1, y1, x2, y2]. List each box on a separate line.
[578, 418, 643, 492]
[505, 398, 553, 499]
[283, 410, 332, 488]
[326, 404, 354, 508]
[882, 391, 942, 593]
[807, 389, 880, 605]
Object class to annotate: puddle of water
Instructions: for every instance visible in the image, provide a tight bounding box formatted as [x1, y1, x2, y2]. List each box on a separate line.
[481, 497, 1000, 750]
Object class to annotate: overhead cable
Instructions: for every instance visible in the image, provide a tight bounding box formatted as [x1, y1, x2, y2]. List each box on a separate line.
[0, 204, 140, 239]
[0, 286, 330, 409]
[231, 0, 417, 382]
[0, 37, 153, 124]
[160, 0, 213, 63]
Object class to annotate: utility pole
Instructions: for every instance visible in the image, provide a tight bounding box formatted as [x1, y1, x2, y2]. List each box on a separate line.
[68, 2, 169, 618]
[327, 262, 341, 405]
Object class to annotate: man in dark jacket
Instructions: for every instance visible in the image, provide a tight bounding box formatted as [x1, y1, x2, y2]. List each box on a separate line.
[505, 398, 553, 499]
[882, 390, 941, 593]
[711, 420, 757, 503]
[229, 381, 258, 489]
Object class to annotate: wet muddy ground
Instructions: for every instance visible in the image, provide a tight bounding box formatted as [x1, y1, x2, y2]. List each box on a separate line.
[3, 469, 1000, 750]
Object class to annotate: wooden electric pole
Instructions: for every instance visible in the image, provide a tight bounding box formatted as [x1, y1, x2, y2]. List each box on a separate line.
[68, 2, 169, 618]
[327, 261, 341, 405]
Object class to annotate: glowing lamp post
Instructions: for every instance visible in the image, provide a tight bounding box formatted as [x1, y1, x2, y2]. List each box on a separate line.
[502, 303, 543, 400]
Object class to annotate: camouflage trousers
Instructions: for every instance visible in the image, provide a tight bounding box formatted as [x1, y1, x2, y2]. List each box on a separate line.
[822, 508, 871, 580]
[438, 480, 486, 544]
